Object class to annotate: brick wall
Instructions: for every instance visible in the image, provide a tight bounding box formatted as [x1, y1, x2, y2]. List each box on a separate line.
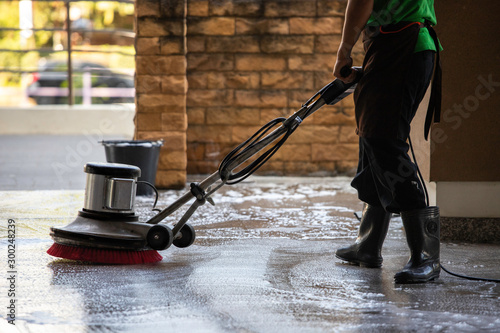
[185, 0, 362, 177]
[135, 0, 362, 188]
[135, 0, 188, 188]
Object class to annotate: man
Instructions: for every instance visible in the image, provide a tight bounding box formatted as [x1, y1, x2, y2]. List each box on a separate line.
[333, 0, 442, 283]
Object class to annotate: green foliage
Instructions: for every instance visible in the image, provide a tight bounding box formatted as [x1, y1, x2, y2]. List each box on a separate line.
[0, 2, 21, 86]
[0, 2, 19, 40]
[0, 1, 135, 90]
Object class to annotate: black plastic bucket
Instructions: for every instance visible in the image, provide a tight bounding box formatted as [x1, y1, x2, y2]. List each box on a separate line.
[101, 140, 163, 196]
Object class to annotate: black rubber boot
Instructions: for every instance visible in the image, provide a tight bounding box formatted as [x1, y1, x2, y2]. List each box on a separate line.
[336, 204, 392, 268]
[394, 206, 441, 284]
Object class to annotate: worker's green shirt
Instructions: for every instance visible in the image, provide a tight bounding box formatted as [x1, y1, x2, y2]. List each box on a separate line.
[367, 0, 440, 52]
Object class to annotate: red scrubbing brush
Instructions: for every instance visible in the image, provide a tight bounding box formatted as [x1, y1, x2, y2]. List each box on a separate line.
[47, 211, 173, 265]
[46, 163, 174, 265]
[47, 243, 163, 264]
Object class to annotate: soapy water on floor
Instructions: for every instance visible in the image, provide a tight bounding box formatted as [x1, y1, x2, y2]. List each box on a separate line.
[1, 176, 499, 332]
[134, 177, 386, 242]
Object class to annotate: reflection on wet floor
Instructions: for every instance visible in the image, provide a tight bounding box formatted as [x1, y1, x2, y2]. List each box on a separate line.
[0, 176, 499, 332]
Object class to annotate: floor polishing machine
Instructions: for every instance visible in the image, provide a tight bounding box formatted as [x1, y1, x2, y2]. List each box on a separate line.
[48, 68, 362, 263]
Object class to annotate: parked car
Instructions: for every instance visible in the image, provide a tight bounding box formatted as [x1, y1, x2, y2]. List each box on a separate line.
[27, 60, 135, 105]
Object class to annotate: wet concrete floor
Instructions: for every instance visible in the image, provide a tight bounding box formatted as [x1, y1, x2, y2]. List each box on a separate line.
[1, 176, 499, 332]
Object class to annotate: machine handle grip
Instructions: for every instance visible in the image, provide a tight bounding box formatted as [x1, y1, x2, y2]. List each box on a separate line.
[340, 66, 363, 82]
[320, 67, 363, 105]
[340, 65, 352, 78]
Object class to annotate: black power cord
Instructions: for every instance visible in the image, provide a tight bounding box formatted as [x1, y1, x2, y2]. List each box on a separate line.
[440, 265, 500, 283]
[137, 180, 160, 212]
[409, 137, 499, 283]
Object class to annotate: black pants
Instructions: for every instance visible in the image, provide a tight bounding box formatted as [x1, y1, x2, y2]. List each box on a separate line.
[351, 50, 435, 213]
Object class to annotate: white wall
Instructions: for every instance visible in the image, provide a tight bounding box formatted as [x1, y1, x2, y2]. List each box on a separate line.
[0, 104, 135, 137]
[437, 182, 500, 218]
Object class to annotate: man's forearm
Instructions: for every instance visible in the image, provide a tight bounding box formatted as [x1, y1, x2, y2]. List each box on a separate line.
[334, 0, 373, 81]
[340, 0, 373, 55]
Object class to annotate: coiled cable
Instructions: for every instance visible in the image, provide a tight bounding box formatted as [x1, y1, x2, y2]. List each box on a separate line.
[218, 116, 301, 185]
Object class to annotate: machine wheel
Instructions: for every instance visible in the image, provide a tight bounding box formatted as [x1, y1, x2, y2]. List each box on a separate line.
[147, 225, 173, 250]
[173, 224, 196, 248]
